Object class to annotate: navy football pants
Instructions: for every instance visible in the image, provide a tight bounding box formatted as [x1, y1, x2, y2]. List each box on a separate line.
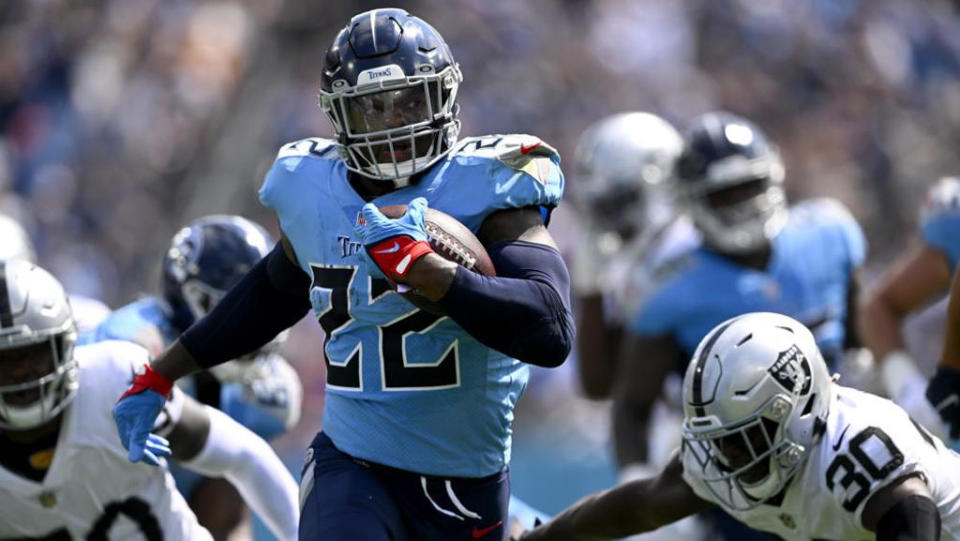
[299, 432, 510, 541]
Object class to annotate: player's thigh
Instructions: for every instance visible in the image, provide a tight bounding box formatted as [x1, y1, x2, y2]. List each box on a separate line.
[299, 432, 408, 541]
[384, 467, 510, 541]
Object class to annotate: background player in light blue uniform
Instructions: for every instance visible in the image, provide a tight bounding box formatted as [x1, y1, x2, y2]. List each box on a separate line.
[112, 9, 574, 541]
[84, 215, 302, 541]
[623, 112, 866, 541]
[863, 176, 960, 443]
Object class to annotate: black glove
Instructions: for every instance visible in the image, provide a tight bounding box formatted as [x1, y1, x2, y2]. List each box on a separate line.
[926, 365, 960, 439]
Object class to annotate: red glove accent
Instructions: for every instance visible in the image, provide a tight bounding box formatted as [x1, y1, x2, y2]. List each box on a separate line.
[367, 236, 433, 283]
[119, 364, 175, 401]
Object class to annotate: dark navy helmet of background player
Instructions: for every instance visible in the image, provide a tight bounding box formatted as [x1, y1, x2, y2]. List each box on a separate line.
[162, 215, 272, 331]
[319, 8, 462, 182]
[675, 112, 787, 254]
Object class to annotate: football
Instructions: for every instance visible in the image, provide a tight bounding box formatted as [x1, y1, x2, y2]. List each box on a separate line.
[379, 204, 496, 315]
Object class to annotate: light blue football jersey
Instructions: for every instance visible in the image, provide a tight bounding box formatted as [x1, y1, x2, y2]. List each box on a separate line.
[630, 199, 866, 366]
[259, 134, 564, 477]
[78, 297, 178, 355]
[921, 177, 960, 273]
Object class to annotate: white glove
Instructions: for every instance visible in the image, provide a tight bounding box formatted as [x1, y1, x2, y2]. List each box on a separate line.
[571, 225, 622, 295]
[882, 351, 949, 440]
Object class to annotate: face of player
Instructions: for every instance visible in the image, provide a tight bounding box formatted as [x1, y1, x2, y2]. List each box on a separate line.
[714, 418, 776, 485]
[704, 178, 768, 216]
[0, 342, 55, 407]
[344, 87, 436, 165]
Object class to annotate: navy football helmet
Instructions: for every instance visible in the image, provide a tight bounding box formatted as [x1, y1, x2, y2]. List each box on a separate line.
[319, 8, 462, 182]
[162, 215, 272, 330]
[675, 112, 787, 254]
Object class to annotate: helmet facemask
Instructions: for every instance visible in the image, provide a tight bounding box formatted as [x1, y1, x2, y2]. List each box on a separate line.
[0, 327, 77, 430]
[320, 64, 462, 182]
[684, 394, 805, 510]
[684, 156, 787, 254]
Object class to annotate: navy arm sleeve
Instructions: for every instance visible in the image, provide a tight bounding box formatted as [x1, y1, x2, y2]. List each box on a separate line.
[437, 240, 574, 367]
[876, 495, 941, 541]
[179, 242, 312, 368]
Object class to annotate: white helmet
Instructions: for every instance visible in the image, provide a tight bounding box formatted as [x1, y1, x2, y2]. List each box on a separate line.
[0, 214, 36, 263]
[0, 260, 77, 429]
[681, 312, 833, 510]
[571, 112, 683, 241]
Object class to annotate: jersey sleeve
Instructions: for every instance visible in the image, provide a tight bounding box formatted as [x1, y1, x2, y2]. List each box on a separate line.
[447, 134, 564, 226]
[823, 391, 936, 527]
[809, 198, 867, 269]
[920, 178, 960, 273]
[259, 137, 339, 217]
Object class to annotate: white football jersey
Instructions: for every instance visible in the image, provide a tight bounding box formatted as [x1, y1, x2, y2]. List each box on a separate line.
[683, 385, 960, 540]
[603, 215, 700, 325]
[68, 294, 111, 333]
[0, 341, 212, 541]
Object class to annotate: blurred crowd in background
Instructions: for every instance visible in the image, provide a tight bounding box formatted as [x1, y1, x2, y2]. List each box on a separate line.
[3, 0, 960, 515]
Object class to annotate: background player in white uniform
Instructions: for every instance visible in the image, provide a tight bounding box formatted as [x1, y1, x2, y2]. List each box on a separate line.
[863, 176, 960, 440]
[568, 112, 702, 541]
[0, 212, 110, 333]
[0, 260, 299, 541]
[518, 312, 960, 541]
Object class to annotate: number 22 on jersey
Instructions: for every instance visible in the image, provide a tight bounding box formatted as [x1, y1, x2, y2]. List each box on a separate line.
[310, 264, 460, 392]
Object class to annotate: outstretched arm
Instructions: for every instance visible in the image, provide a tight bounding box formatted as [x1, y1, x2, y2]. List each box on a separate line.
[612, 333, 684, 468]
[164, 392, 299, 541]
[113, 238, 310, 466]
[861, 244, 951, 372]
[519, 451, 711, 541]
[153, 237, 310, 381]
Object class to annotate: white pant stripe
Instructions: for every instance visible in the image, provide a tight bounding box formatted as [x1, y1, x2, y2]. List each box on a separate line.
[445, 480, 482, 520]
[421, 476, 464, 520]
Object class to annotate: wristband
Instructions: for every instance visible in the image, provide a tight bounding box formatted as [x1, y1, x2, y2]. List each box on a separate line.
[119, 364, 174, 401]
[366, 236, 433, 283]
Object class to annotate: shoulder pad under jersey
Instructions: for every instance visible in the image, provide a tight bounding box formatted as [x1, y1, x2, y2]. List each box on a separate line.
[790, 197, 866, 267]
[275, 137, 340, 162]
[454, 134, 560, 167]
[448, 134, 564, 216]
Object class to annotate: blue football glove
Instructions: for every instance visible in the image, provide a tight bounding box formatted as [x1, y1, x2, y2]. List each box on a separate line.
[113, 365, 174, 466]
[353, 197, 434, 284]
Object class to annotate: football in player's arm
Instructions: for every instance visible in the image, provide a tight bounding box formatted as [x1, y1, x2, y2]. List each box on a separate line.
[518, 313, 955, 541]
[113, 8, 573, 541]
[0, 260, 298, 541]
[862, 177, 960, 438]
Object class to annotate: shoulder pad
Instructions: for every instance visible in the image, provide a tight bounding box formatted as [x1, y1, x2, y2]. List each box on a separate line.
[790, 198, 856, 226]
[454, 134, 560, 168]
[275, 137, 340, 161]
[922, 177, 960, 222]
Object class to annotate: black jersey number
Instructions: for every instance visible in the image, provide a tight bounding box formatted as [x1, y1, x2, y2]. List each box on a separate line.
[825, 426, 904, 512]
[6, 497, 161, 541]
[311, 265, 459, 391]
